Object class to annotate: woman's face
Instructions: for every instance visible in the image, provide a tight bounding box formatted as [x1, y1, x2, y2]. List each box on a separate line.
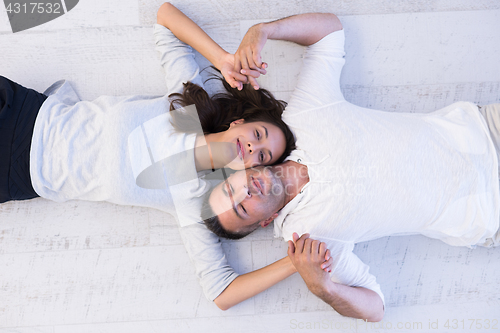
[219, 119, 286, 170]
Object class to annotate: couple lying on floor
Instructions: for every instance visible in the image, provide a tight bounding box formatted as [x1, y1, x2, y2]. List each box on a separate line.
[2, 3, 500, 322]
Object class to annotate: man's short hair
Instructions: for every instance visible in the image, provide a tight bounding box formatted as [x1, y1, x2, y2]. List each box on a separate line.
[201, 189, 259, 240]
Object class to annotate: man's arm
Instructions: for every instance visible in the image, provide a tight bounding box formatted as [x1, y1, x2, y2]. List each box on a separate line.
[288, 233, 385, 322]
[157, 2, 262, 89]
[234, 13, 342, 89]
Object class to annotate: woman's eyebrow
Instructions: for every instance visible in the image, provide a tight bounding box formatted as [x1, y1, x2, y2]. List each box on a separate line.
[263, 126, 269, 138]
[268, 149, 273, 162]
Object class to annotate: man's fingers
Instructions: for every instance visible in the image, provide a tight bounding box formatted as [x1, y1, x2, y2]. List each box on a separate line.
[311, 239, 320, 255]
[253, 52, 262, 68]
[303, 238, 313, 255]
[292, 232, 300, 243]
[245, 49, 258, 70]
[239, 53, 250, 71]
[294, 233, 309, 253]
[287, 240, 295, 256]
[319, 242, 327, 257]
[299, 233, 310, 241]
[233, 54, 242, 72]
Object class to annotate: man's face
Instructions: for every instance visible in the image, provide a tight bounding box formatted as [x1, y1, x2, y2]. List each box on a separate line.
[208, 166, 285, 234]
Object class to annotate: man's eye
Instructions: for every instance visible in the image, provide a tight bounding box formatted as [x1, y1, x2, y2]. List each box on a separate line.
[240, 204, 247, 214]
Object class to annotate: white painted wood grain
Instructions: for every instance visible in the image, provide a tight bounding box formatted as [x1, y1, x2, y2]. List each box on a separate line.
[0, 199, 151, 254]
[139, 0, 500, 27]
[0, 0, 500, 331]
[9, 301, 496, 333]
[0, 246, 201, 327]
[341, 11, 500, 87]
[0, 0, 139, 33]
[0, 27, 166, 100]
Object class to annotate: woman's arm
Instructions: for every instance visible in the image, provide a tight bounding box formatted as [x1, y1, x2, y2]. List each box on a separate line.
[157, 2, 260, 90]
[215, 248, 333, 310]
[214, 256, 296, 310]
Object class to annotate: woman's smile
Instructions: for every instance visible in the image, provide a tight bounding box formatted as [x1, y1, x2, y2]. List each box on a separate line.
[236, 138, 245, 160]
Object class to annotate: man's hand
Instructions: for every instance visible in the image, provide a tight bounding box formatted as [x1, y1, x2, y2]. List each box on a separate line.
[287, 232, 334, 296]
[234, 23, 269, 90]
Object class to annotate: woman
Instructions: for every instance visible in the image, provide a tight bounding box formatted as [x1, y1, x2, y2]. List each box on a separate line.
[0, 2, 329, 312]
[0, 5, 295, 217]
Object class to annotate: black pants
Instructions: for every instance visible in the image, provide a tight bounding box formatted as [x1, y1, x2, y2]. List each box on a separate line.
[0, 76, 46, 203]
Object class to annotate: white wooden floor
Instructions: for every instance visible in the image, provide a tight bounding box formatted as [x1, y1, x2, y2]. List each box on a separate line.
[1, 1, 500, 332]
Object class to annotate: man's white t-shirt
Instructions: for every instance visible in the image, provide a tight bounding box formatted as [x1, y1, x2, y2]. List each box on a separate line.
[273, 29, 500, 303]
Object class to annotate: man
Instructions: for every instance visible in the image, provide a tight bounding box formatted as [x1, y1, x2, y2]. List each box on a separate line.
[201, 11, 500, 322]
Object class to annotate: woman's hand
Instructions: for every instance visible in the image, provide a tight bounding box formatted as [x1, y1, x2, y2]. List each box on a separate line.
[220, 53, 266, 91]
[321, 249, 333, 273]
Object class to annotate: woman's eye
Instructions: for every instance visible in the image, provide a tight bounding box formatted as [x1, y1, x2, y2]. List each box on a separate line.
[256, 130, 261, 139]
[259, 151, 264, 162]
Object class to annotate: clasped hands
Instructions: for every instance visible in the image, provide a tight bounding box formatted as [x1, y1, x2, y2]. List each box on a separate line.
[288, 232, 335, 297]
[220, 24, 269, 91]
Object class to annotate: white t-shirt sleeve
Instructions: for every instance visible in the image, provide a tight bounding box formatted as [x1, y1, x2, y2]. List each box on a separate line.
[285, 30, 346, 114]
[178, 222, 239, 301]
[153, 24, 204, 95]
[154, 24, 237, 301]
[326, 240, 385, 306]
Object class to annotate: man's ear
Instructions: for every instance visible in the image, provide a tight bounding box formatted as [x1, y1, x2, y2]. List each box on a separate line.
[260, 213, 279, 228]
[230, 118, 245, 127]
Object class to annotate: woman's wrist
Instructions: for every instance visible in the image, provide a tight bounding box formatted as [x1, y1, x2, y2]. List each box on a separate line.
[283, 256, 298, 274]
[215, 51, 231, 71]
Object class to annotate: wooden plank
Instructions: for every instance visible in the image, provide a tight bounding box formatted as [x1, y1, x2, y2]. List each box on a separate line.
[0, 246, 202, 327]
[0, 27, 166, 100]
[239, 11, 500, 109]
[16, 301, 493, 333]
[0, 199, 151, 254]
[139, 0, 500, 27]
[0, 0, 140, 33]
[354, 236, 500, 307]
[342, 82, 500, 112]
[1, 1, 500, 331]
[341, 11, 500, 87]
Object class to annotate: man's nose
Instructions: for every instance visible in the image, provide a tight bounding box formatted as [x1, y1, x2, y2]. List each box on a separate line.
[233, 184, 250, 203]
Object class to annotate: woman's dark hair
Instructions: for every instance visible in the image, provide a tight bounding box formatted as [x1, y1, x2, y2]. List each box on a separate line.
[169, 71, 295, 165]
